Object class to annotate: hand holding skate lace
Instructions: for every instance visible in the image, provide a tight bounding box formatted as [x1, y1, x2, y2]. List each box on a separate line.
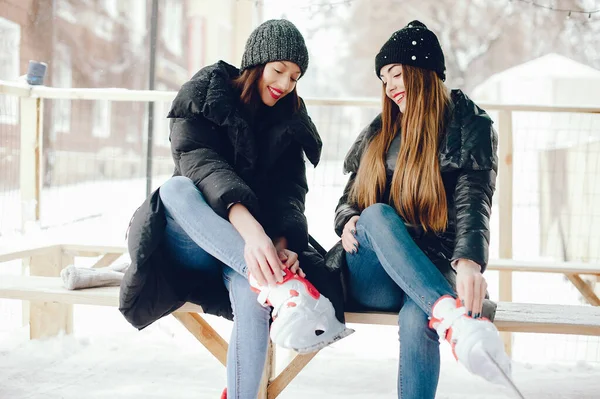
[243, 233, 285, 286]
[278, 248, 304, 277]
[456, 260, 487, 317]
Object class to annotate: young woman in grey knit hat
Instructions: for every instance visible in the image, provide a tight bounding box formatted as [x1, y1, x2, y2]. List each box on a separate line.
[329, 20, 513, 398]
[119, 19, 352, 399]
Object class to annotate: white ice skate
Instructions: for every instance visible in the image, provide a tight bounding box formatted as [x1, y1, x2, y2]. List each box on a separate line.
[249, 269, 354, 354]
[429, 295, 524, 397]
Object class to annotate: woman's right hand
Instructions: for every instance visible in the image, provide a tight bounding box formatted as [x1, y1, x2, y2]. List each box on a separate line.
[342, 215, 360, 253]
[228, 203, 285, 287]
[244, 232, 285, 287]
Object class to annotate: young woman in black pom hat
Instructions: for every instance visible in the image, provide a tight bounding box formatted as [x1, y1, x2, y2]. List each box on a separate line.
[329, 20, 512, 398]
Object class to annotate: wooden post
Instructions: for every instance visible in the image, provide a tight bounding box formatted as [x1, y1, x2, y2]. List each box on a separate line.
[498, 110, 514, 357]
[258, 341, 275, 399]
[21, 256, 30, 327]
[172, 312, 229, 366]
[19, 95, 44, 329]
[267, 351, 319, 398]
[28, 246, 74, 339]
[565, 274, 600, 306]
[19, 96, 43, 229]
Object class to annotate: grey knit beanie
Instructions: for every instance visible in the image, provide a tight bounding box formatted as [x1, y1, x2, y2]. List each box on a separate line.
[240, 19, 309, 77]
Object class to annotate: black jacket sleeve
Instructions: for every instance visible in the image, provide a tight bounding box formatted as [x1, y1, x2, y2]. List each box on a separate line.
[450, 102, 499, 272]
[169, 117, 260, 219]
[262, 145, 310, 253]
[451, 169, 497, 271]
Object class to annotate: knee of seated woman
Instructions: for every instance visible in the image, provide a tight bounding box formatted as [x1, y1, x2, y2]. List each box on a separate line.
[399, 303, 438, 340]
[360, 203, 395, 222]
[160, 176, 195, 199]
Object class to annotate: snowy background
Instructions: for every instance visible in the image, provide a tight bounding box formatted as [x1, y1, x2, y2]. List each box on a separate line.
[1, 162, 600, 398]
[2, 0, 600, 397]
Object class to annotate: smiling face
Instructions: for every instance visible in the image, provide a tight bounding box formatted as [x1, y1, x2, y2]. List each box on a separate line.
[379, 63, 406, 113]
[258, 61, 301, 107]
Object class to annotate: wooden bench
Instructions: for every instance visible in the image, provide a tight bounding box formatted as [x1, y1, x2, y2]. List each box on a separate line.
[488, 258, 600, 306]
[2, 244, 600, 398]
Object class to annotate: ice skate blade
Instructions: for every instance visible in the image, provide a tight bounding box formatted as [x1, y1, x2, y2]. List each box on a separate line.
[482, 348, 526, 399]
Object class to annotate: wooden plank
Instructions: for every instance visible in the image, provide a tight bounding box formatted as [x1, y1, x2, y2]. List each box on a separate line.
[345, 312, 397, 325]
[3, 79, 599, 114]
[494, 302, 600, 335]
[0, 245, 60, 263]
[178, 302, 204, 313]
[476, 103, 600, 114]
[0, 80, 31, 96]
[91, 253, 123, 268]
[347, 304, 600, 336]
[29, 247, 73, 339]
[565, 274, 600, 306]
[61, 244, 127, 257]
[9, 245, 598, 273]
[25, 83, 177, 102]
[0, 275, 204, 312]
[172, 312, 228, 367]
[267, 351, 319, 398]
[0, 275, 122, 306]
[3, 276, 600, 335]
[488, 259, 600, 275]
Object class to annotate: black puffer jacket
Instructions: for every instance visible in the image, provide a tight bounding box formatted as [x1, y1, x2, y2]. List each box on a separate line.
[328, 89, 498, 319]
[119, 61, 345, 329]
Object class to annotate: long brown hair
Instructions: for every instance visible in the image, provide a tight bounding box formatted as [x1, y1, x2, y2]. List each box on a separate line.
[231, 64, 301, 115]
[349, 65, 450, 232]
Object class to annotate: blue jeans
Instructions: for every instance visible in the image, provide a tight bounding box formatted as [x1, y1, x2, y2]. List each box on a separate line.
[345, 203, 456, 399]
[159, 176, 270, 399]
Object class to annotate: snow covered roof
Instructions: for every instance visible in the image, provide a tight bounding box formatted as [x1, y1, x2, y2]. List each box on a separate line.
[485, 53, 600, 81]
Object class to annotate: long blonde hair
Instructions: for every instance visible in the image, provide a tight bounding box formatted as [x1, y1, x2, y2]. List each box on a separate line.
[349, 65, 450, 232]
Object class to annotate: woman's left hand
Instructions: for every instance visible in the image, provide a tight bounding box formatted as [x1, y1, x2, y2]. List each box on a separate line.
[455, 259, 487, 318]
[273, 237, 305, 277]
[278, 248, 305, 277]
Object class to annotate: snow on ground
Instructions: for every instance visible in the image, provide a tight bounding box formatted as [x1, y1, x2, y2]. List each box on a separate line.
[1, 308, 600, 399]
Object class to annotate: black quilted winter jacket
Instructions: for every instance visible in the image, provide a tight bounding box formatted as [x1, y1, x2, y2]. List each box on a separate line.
[119, 61, 346, 329]
[327, 89, 499, 319]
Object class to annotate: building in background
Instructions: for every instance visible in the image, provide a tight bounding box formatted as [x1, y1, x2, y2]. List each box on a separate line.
[0, 0, 263, 189]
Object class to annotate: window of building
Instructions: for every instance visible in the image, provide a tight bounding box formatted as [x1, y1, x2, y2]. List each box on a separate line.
[103, 0, 119, 18]
[0, 17, 20, 125]
[127, 0, 147, 45]
[92, 100, 112, 138]
[52, 44, 72, 135]
[56, 0, 77, 23]
[161, 0, 183, 56]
